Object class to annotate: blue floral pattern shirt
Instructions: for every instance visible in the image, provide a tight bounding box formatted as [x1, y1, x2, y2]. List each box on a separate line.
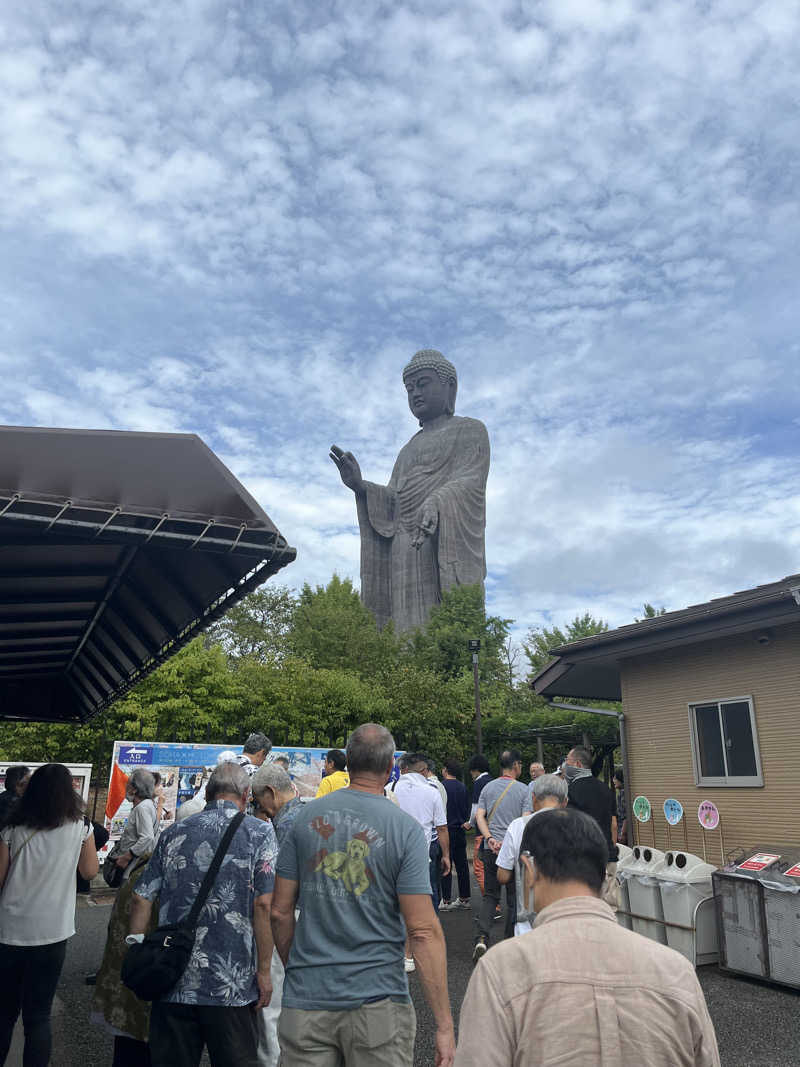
[136, 800, 277, 1006]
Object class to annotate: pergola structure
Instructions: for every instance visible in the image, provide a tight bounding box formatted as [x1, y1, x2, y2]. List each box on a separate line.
[0, 425, 296, 724]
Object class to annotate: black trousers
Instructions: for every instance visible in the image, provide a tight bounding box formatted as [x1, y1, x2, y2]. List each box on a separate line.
[149, 1001, 258, 1067]
[0, 938, 67, 1067]
[440, 827, 470, 901]
[477, 848, 516, 942]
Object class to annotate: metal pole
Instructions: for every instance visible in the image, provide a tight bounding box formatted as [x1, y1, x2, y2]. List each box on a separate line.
[472, 652, 483, 755]
[536, 736, 544, 764]
[618, 713, 633, 852]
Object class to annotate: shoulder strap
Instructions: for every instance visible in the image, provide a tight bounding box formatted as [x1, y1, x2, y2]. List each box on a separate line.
[185, 810, 245, 929]
[487, 780, 514, 824]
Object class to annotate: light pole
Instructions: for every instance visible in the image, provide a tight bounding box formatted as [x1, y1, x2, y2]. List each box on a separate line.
[468, 639, 483, 754]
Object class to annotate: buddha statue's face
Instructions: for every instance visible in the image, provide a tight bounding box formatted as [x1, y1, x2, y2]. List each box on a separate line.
[404, 370, 453, 423]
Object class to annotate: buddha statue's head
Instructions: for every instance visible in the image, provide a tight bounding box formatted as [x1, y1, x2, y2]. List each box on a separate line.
[402, 349, 458, 424]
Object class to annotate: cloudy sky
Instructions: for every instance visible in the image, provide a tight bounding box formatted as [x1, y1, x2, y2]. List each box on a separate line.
[3, 1, 800, 642]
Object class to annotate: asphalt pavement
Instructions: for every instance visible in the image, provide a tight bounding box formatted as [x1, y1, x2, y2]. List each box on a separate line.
[14, 890, 800, 1066]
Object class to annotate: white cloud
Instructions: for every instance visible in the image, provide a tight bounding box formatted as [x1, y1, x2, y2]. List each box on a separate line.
[2, 0, 800, 648]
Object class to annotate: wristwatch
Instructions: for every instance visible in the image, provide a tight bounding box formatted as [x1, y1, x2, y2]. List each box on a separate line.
[125, 934, 145, 945]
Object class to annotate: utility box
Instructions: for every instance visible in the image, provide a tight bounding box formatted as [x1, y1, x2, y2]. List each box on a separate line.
[658, 852, 718, 966]
[627, 846, 668, 944]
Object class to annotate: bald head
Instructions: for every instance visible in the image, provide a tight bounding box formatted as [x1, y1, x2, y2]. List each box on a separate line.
[346, 723, 395, 777]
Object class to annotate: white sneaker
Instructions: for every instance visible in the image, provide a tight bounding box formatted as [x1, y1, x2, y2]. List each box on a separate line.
[438, 899, 455, 911]
[404, 957, 416, 973]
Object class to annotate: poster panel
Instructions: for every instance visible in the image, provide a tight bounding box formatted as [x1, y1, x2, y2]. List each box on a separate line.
[0, 762, 92, 803]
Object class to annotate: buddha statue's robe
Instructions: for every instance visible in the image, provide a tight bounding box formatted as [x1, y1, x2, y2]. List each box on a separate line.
[356, 415, 490, 632]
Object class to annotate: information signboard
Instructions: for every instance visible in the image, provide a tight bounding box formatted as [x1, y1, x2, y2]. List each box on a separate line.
[737, 852, 781, 873]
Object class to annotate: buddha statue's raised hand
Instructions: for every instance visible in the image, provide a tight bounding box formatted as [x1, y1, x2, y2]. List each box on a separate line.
[330, 445, 365, 495]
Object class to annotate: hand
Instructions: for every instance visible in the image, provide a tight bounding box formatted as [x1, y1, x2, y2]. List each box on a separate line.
[461, 821, 471, 831]
[116, 852, 132, 869]
[255, 969, 273, 1010]
[440, 856, 451, 878]
[434, 1024, 456, 1067]
[411, 500, 438, 548]
[330, 445, 365, 494]
[488, 837, 501, 854]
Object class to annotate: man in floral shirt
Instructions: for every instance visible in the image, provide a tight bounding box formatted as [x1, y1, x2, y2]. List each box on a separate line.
[130, 761, 277, 1067]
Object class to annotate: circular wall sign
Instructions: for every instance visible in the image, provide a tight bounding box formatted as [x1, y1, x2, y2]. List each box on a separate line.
[698, 800, 720, 830]
[632, 795, 652, 822]
[663, 798, 684, 825]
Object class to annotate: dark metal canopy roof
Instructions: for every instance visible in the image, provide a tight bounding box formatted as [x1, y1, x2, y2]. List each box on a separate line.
[532, 573, 800, 701]
[0, 426, 296, 723]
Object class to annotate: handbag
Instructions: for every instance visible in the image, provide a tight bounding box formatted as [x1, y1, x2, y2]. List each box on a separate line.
[102, 844, 125, 889]
[121, 810, 245, 1001]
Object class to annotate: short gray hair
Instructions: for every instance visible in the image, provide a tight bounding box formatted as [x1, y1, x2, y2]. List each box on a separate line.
[569, 746, 592, 769]
[252, 763, 294, 798]
[243, 732, 272, 756]
[205, 762, 250, 803]
[532, 773, 568, 804]
[128, 768, 155, 800]
[346, 723, 395, 776]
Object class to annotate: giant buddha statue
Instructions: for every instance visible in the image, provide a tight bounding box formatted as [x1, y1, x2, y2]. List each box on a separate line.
[330, 349, 490, 632]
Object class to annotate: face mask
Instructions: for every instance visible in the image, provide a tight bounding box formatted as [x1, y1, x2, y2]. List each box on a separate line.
[562, 762, 583, 782]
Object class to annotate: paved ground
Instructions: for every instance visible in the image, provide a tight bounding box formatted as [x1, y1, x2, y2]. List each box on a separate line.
[11, 890, 800, 1066]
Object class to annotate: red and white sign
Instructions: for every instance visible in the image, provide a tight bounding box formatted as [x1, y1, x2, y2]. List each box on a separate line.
[783, 864, 800, 879]
[738, 852, 781, 872]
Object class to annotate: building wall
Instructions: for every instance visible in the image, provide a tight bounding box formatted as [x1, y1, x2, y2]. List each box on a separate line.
[620, 621, 800, 860]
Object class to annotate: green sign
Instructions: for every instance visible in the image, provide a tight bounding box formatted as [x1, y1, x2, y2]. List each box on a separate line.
[632, 795, 652, 823]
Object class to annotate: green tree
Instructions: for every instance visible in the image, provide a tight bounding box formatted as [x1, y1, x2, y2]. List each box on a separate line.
[636, 602, 667, 621]
[290, 575, 398, 677]
[206, 586, 296, 662]
[405, 584, 511, 681]
[523, 613, 609, 678]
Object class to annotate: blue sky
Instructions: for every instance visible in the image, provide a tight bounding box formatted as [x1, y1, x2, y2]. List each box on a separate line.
[4, 1, 800, 641]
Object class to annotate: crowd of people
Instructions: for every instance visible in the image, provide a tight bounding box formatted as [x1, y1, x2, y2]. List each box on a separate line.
[0, 730, 721, 1067]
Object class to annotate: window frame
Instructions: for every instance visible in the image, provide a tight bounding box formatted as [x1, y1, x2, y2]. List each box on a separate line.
[687, 695, 764, 787]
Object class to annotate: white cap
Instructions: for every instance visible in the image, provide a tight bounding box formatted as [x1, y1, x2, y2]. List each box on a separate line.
[216, 750, 239, 765]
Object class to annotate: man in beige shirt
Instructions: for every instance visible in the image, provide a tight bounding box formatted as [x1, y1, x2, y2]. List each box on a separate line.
[455, 808, 720, 1067]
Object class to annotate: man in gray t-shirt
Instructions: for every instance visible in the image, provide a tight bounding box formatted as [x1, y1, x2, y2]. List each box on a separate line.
[271, 723, 456, 1067]
[474, 749, 529, 957]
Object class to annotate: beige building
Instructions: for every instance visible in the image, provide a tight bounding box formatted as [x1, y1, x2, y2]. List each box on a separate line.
[533, 575, 800, 858]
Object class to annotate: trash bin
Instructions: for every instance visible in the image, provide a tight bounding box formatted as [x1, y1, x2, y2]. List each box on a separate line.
[713, 845, 787, 983]
[615, 844, 636, 930]
[759, 852, 800, 987]
[627, 846, 668, 944]
[657, 852, 718, 965]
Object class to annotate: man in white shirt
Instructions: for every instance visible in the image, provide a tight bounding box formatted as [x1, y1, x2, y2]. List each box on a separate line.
[497, 774, 568, 935]
[394, 753, 451, 911]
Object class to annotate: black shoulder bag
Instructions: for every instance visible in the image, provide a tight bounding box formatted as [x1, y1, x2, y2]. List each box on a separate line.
[121, 810, 245, 1002]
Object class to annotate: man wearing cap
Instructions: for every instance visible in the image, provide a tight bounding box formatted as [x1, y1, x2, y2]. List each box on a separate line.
[330, 350, 490, 633]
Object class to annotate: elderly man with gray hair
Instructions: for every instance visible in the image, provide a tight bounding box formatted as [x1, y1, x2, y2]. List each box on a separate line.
[251, 763, 304, 1067]
[130, 761, 278, 1066]
[496, 773, 568, 935]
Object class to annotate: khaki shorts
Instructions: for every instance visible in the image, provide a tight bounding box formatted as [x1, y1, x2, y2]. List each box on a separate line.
[279, 998, 416, 1067]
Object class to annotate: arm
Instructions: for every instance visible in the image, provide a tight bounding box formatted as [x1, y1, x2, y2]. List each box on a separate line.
[271, 876, 299, 967]
[611, 815, 618, 845]
[454, 956, 513, 1066]
[476, 808, 499, 853]
[253, 892, 274, 1009]
[436, 826, 451, 878]
[400, 894, 455, 1067]
[117, 804, 156, 868]
[464, 802, 478, 830]
[78, 828, 99, 880]
[129, 892, 154, 935]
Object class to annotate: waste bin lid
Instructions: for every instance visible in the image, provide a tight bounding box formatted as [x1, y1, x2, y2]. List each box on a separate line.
[659, 852, 716, 882]
[628, 845, 666, 873]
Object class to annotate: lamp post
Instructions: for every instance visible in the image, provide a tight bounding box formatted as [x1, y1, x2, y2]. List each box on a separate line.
[468, 639, 483, 754]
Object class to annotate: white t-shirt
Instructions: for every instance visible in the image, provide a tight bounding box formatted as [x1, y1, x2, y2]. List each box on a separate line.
[394, 773, 446, 843]
[497, 813, 534, 872]
[0, 819, 91, 945]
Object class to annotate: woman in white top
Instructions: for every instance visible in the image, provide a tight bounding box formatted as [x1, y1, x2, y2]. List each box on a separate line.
[0, 763, 98, 1066]
[113, 768, 158, 880]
